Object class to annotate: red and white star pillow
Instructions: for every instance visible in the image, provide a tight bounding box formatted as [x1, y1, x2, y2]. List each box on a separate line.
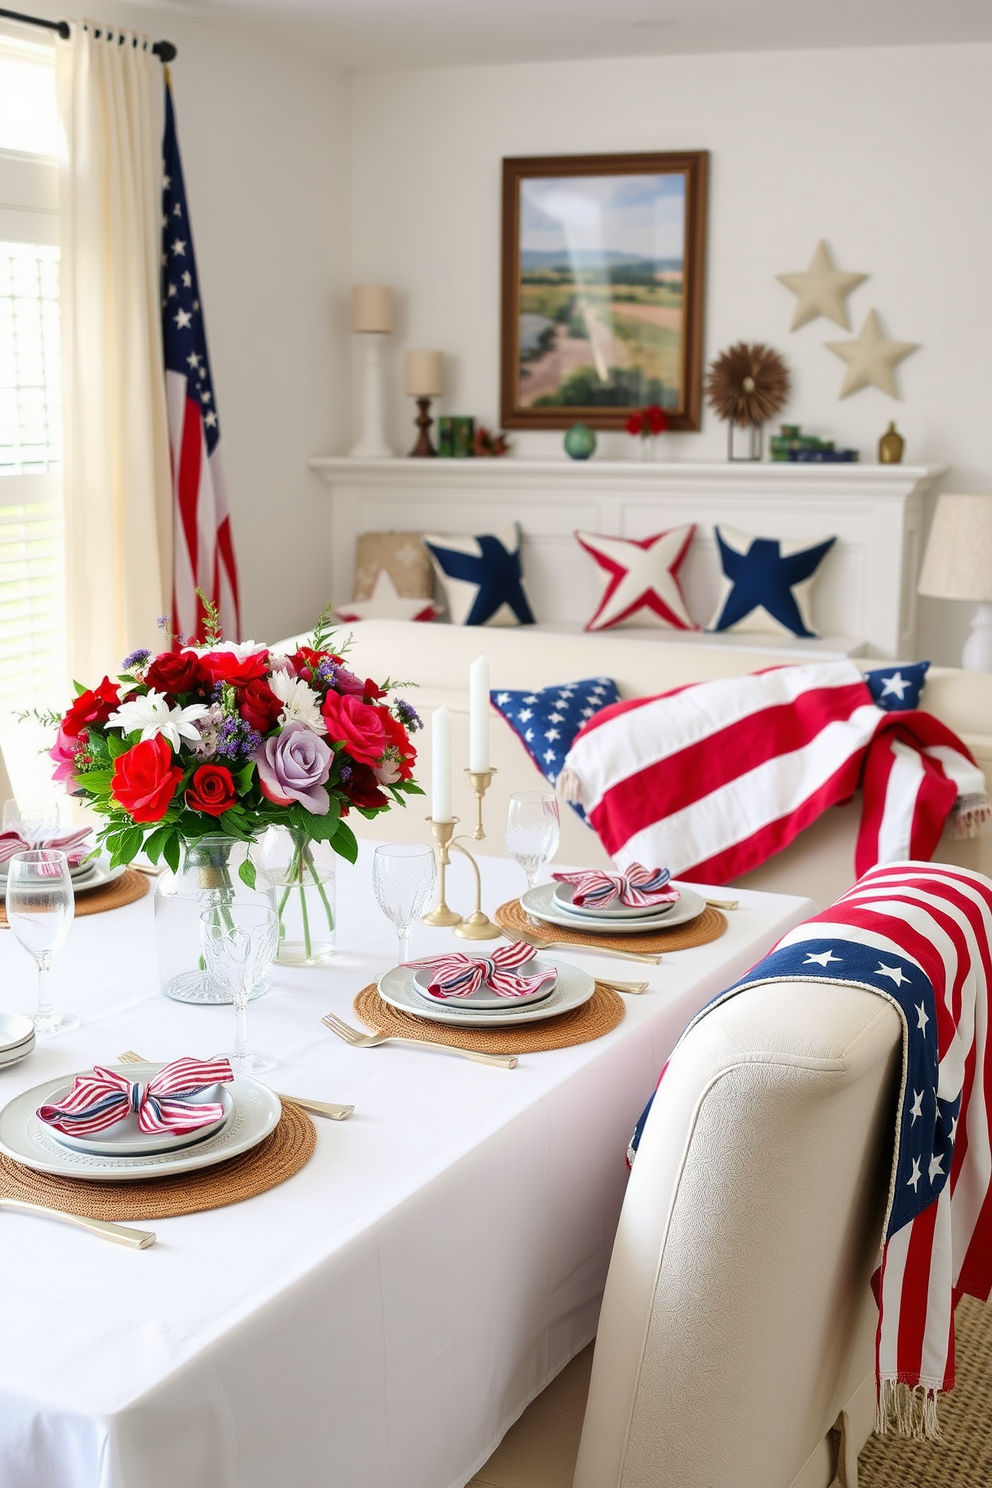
[575, 525, 697, 632]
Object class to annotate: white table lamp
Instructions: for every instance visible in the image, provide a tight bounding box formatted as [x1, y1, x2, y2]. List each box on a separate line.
[405, 349, 444, 457]
[918, 492, 992, 671]
[349, 285, 394, 459]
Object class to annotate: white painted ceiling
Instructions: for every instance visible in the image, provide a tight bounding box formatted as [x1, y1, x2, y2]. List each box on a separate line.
[140, 0, 992, 71]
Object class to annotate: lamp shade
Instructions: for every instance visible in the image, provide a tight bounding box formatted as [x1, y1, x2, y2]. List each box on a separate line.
[351, 284, 393, 334]
[918, 493, 992, 602]
[405, 349, 444, 397]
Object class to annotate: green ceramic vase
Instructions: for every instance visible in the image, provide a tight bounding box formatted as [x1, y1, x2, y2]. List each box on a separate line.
[563, 423, 597, 461]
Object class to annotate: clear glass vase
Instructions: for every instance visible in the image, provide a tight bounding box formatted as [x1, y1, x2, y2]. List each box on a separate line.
[259, 826, 336, 966]
[154, 835, 276, 1004]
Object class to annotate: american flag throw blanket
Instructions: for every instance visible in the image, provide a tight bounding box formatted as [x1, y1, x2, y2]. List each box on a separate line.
[560, 660, 989, 883]
[631, 863, 992, 1439]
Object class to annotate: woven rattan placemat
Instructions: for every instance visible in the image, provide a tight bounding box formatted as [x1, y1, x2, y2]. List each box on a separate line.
[0, 868, 148, 926]
[494, 898, 727, 955]
[0, 1101, 316, 1220]
[354, 980, 624, 1054]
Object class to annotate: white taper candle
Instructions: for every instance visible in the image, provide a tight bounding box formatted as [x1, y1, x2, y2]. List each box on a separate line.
[431, 705, 453, 823]
[468, 655, 490, 774]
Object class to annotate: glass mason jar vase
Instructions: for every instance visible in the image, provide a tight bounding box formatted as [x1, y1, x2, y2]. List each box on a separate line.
[259, 826, 336, 966]
[154, 835, 276, 1004]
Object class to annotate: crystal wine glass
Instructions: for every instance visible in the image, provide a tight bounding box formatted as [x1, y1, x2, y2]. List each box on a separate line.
[200, 904, 279, 1075]
[505, 790, 560, 891]
[3, 797, 61, 846]
[5, 849, 79, 1035]
[372, 843, 436, 964]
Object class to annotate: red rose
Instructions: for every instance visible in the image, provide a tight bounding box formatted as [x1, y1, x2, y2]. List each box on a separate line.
[377, 712, 416, 783]
[186, 763, 237, 817]
[144, 650, 207, 697]
[62, 677, 120, 739]
[110, 736, 183, 823]
[625, 411, 644, 437]
[197, 648, 270, 688]
[646, 404, 669, 436]
[322, 692, 389, 766]
[344, 762, 389, 811]
[239, 677, 282, 733]
[288, 646, 331, 681]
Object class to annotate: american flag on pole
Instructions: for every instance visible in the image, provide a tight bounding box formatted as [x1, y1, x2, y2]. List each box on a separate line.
[560, 661, 988, 884]
[630, 862, 992, 1438]
[161, 79, 240, 644]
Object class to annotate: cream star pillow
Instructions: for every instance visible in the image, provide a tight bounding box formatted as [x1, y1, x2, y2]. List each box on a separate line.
[575, 526, 697, 632]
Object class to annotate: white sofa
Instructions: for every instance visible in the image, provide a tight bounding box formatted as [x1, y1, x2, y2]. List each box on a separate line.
[328, 620, 992, 908]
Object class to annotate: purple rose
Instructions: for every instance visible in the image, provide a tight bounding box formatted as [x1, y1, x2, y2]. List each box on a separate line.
[253, 721, 333, 814]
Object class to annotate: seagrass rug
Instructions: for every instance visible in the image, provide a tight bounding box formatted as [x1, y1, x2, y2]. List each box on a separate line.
[858, 1295, 992, 1487]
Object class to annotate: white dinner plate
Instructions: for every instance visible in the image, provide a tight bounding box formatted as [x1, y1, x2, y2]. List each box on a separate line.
[0, 1013, 35, 1054]
[45, 1080, 234, 1157]
[0, 857, 126, 895]
[0, 1038, 34, 1070]
[522, 882, 707, 935]
[0, 1064, 281, 1181]
[378, 958, 594, 1027]
[410, 958, 557, 1011]
[551, 882, 679, 921]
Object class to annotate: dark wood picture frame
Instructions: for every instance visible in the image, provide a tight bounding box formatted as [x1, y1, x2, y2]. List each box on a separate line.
[500, 150, 708, 432]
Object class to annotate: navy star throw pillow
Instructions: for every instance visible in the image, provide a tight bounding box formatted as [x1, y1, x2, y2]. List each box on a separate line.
[491, 677, 620, 818]
[423, 522, 535, 627]
[864, 660, 930, 711]
[708, 524, 837, 638]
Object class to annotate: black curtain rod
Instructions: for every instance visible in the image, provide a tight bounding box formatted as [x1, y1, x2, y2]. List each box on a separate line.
[0, 6, 177, 61]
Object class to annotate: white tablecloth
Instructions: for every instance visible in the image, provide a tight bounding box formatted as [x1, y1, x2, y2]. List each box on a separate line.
[0, 844, 814, 1488]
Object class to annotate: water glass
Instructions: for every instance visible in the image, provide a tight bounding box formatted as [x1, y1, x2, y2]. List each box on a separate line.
[200, 904, 279, 1075]
[5, 848, 79, 1035]
[372, 843, 436, 964]
[505, 790, 560, 890]
[3, 797, 61, 846]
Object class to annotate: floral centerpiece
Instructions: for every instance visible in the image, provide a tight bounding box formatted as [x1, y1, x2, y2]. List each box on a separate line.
[48, 603, 422, 967]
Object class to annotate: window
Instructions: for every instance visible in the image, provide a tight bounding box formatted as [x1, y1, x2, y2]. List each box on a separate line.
[0, 29, 64, 732]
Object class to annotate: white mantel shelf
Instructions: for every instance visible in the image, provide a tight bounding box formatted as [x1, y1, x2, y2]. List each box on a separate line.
[310, 456, 947, 660]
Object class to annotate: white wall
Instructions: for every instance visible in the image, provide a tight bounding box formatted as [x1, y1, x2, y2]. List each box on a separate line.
[350, 44, 992, 665]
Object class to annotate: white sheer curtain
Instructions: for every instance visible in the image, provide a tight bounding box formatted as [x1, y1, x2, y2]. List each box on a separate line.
[56, 26, 172, 684]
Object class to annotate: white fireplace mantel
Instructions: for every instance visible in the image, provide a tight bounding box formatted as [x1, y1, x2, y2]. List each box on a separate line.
[309, 457, 947, 659]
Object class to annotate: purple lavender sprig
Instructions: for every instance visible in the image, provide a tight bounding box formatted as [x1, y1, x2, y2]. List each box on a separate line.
[394, 698, 423, 732]
[121, 648, 151, 672]
[216, 715, 263, 760]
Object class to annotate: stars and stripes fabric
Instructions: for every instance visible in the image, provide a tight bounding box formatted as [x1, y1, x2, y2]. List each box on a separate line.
[652, 863, 992, 1439]
[560, 660, 988, 883]
[491, 677, 620, 819]
[550, 864, 678, 909]
[161, 79, 240, 645]
[411, 942, 557, 1000]
[38, 1057, 234, 1138]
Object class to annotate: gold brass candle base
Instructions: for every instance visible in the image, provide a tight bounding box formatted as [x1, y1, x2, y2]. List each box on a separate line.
[423, 817, 463, 927]
[453, 906, 501, 941]
[464, 767, 496, 840]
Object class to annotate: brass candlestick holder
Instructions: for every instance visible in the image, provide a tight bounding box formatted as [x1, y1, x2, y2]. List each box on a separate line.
[422, 770, 501, 939]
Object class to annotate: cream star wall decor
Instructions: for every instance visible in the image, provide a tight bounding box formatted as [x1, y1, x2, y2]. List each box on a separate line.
[825, 309, 919, 398]
[776, 240, 867, 330]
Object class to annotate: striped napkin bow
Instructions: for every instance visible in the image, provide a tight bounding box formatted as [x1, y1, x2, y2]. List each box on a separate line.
[552, 863, 679, 909]
[412, 941, 557, 1000]
[37, 1056, 234, 1138]
[0, 827, 93, 868]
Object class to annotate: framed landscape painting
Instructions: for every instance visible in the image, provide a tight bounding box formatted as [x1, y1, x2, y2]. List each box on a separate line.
[500, 151, 708, 432]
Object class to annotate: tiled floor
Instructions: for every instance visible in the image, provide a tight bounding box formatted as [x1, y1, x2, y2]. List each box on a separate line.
[468, 1345, 594, 1488]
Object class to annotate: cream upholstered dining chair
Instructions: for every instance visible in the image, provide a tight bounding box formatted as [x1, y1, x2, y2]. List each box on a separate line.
[568, 975, 903, 1488]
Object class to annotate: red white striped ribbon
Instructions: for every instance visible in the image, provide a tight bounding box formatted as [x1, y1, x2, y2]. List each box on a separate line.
[552, 863, 679, 909]
[409, 941, 557, 999]
[38, 1056, 234, 1138]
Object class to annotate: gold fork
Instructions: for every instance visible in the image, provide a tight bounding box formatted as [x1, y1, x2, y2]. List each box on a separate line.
[321, 1013, 517, 1069]
[0, 1197, 155, 1249]
[116, 1051, 355, 1121]
[506, 927, 661, 966]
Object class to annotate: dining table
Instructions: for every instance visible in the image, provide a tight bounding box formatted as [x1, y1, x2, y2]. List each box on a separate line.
[0, 841, 815, 1488]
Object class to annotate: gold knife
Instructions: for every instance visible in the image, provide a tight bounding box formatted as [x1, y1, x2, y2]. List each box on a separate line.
[504, 928, 660, 966]
[0, 1197, 155, 1249]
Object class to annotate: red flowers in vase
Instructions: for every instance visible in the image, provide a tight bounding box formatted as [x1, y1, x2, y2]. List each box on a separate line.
[625, 404, 669, 442]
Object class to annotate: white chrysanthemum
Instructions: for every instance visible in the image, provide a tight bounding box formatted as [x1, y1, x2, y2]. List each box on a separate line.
[107, 689, 210, 751]
[268, 670, 327, 734]
[191, 639, 263, 659]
